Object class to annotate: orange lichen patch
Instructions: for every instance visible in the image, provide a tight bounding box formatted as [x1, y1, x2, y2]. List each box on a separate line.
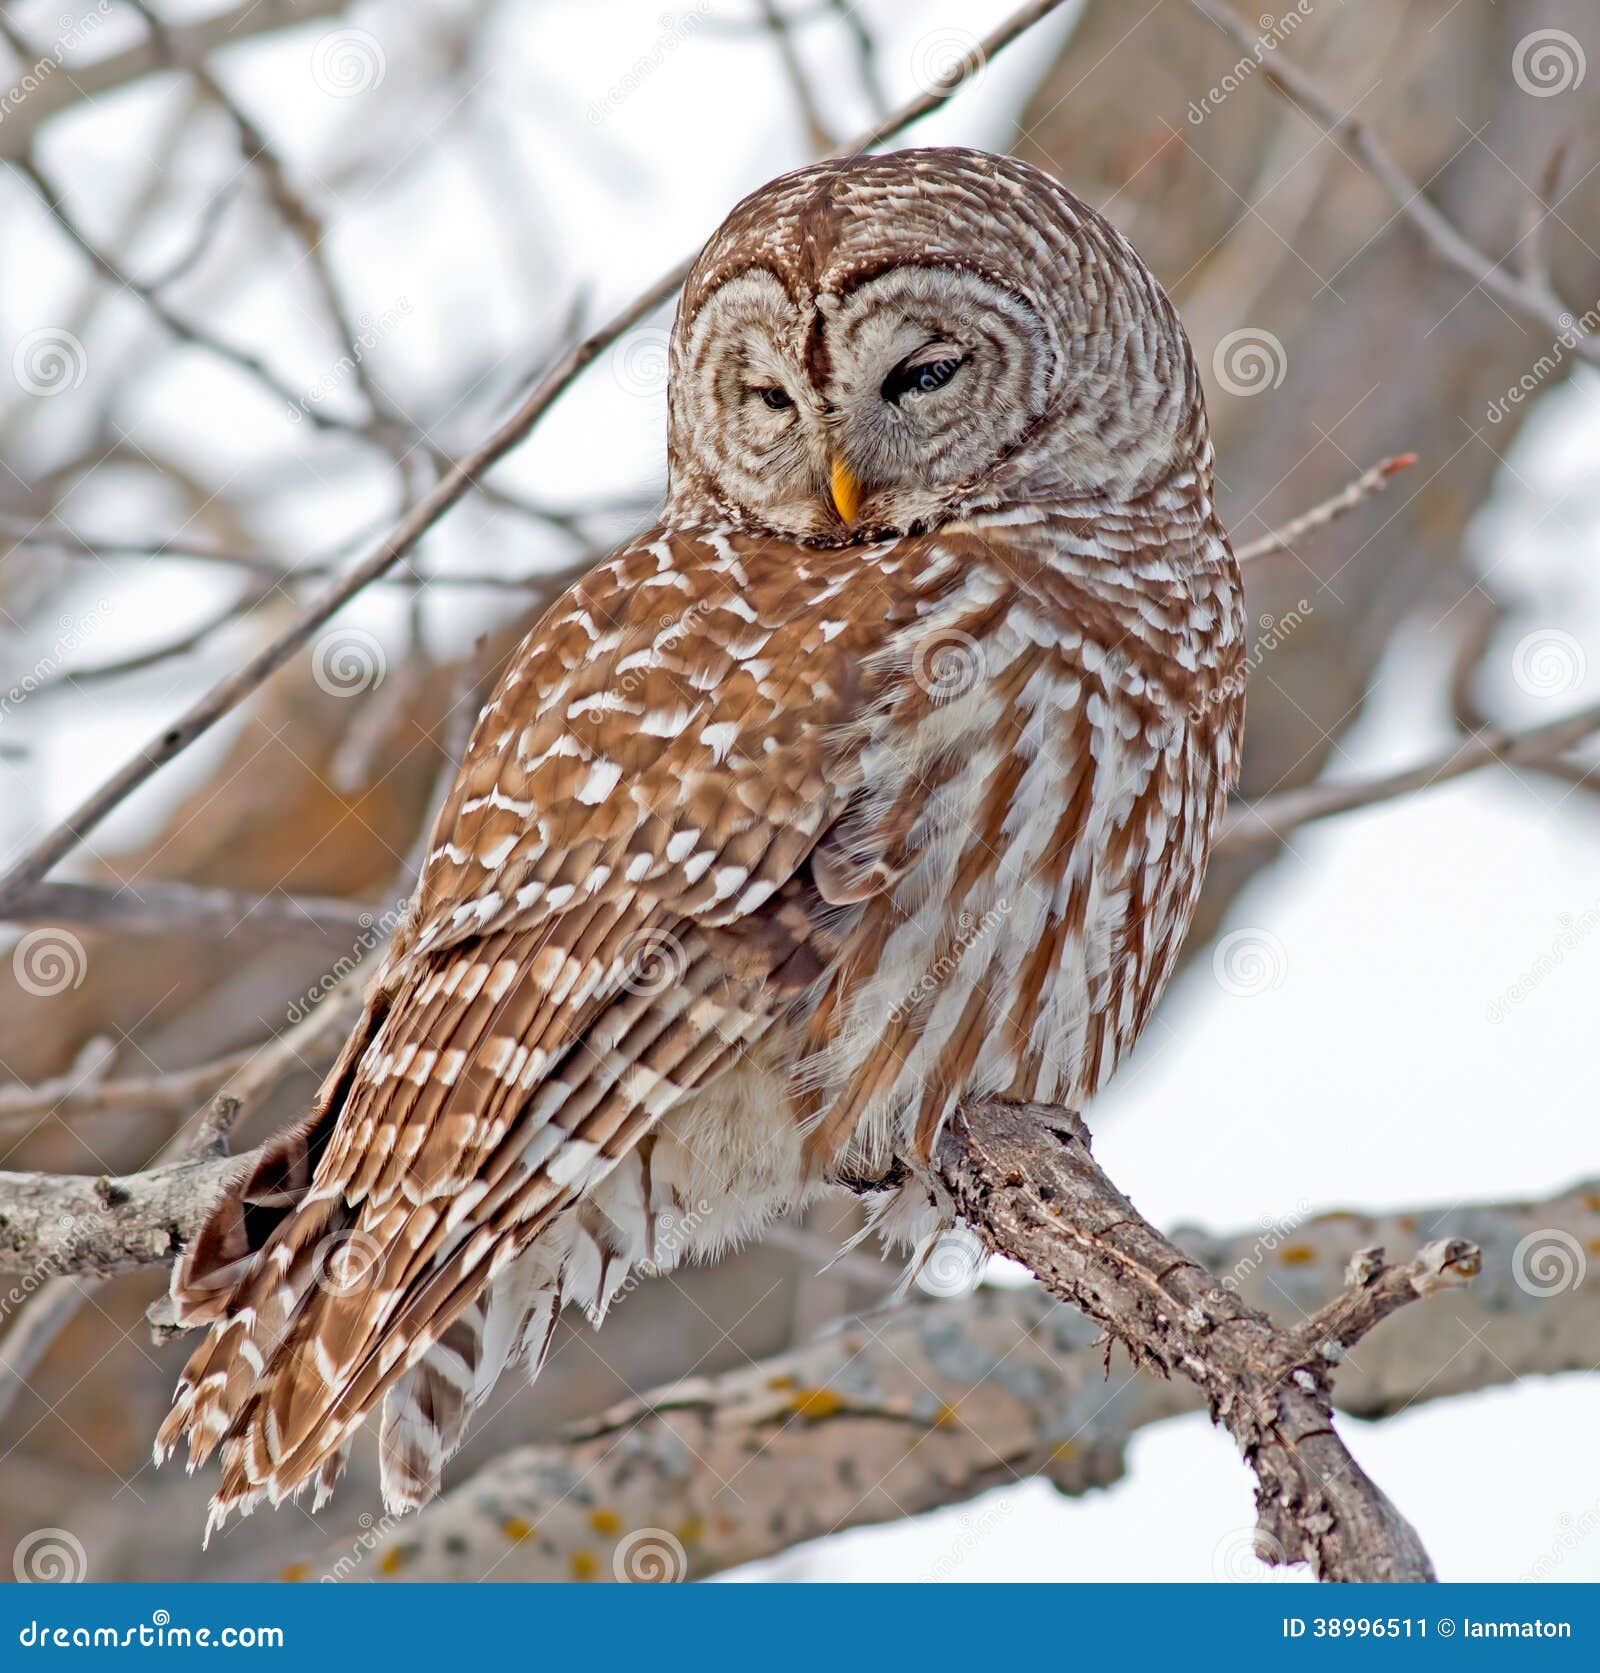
[789, 1387, 845, 1421]
[570, 1550, 599, 1581]
[1581, 1192, 1600, 1212]
[588, 1508, 622, 1535]
[766, 1374, 796, 1391]
[378, 1547, 406, 1576]
[1586, 1237, 1600, 1255]
[1050, 1440, 1079, 1463]
[1278, 1243, 1316, 1266]
[502, 1517, 535, 1543]
[932, 1401, 960, 1430]
[676, 1517, 705, 1545]
[279, 1562, 310, 1583]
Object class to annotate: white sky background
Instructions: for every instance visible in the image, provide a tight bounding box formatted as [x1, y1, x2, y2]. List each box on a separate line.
[0, 0, 1595, 1582]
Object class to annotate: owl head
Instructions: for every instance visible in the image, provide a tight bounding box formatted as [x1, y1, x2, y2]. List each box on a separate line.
[665, 147, 1207, 545]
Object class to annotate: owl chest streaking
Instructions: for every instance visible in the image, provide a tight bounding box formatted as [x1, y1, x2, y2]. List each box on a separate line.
[157, 148, 1244, 1533]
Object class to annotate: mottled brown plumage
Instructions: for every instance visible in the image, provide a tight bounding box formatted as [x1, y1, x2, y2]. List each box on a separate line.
[156, 148, 1244, 1534]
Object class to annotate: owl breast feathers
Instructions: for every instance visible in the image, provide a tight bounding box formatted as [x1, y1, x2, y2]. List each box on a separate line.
[156, 147, 1245, 1535]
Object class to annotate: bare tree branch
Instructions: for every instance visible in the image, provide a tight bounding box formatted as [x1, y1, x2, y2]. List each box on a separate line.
[0, 1094, 242, 1424]
[1219, 695, 1600, 853]
[0, 980, 360, 1276]
[292, 1165, 1595, 1584]
[936, 1103, 1443, 1581]
[122, 1, 412, 446]
[8, 150, 346, 429]
[0, 0, 349, 161]
[0, 880, 376, 939]
[1187, 0, 1600, 367]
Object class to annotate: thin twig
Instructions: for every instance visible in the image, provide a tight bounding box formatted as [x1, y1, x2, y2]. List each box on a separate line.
[0, 974, 361, 1148]
[1218, 695, 1600, 852]
[1187, 0, 1600, 368]
[125, 3, 408, 439]
[0, 516, 606, 594]
[1234, 454, 1416, 562]
[0, 0, 348, 160]
[758, 0, 838, 153]
[9, 151, 350, 434]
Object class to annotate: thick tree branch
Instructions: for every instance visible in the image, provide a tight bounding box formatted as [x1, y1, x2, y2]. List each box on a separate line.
[0, 1094, 243, 1422]
[289, 1165, 1595, 1585]
[934, 1103, 1445, 1581]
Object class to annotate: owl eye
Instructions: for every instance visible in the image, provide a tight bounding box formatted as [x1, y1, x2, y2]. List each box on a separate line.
[881, 353, 966, 405]
[751, 385, 793, 411]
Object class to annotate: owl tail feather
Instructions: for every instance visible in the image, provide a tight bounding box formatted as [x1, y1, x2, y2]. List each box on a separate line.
[374, 1244, 563, 1513]
[149, 993, 521, 1535]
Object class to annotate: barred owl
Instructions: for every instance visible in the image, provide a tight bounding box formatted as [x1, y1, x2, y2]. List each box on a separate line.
[157, 148, 1244, 1533]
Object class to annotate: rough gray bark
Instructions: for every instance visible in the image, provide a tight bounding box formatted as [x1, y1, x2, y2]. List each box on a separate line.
[276, 1160, 1595, 1585]
[936, 1105, 1457, 1581]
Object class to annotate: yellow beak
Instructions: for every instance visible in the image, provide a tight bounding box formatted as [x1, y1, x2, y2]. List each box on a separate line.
[830, 457, 862, 525]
